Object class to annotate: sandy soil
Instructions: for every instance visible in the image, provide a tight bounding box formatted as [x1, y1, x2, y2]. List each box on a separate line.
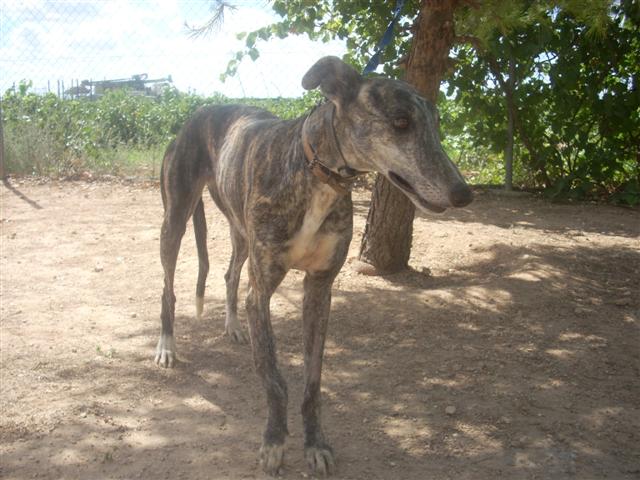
[1, 178, 639, 480]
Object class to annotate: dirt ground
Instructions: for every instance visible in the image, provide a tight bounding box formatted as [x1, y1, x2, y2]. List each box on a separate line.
[1, 178, 638, 480]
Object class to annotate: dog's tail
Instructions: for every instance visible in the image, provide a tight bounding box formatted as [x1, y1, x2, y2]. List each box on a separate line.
[193, 197, 209, 320]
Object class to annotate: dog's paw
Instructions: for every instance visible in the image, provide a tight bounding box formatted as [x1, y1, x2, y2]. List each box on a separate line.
[195, 295, 204, 320]
[260, 442, 284, 476]
[305, 444, 335, 477]
[154, 333, 176, 368]
[225, 323, 249, 344]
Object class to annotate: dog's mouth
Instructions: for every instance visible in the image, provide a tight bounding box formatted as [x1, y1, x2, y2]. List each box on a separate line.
[388, 171, 446, 213]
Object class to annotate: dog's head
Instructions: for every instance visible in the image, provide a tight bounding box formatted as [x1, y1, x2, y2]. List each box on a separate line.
[302, 56, 472, 212]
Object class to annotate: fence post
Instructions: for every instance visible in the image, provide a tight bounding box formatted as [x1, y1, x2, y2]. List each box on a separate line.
[0, 98, 5, 179]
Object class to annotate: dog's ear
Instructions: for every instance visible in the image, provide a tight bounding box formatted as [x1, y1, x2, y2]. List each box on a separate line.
[302, 56, 361, 108]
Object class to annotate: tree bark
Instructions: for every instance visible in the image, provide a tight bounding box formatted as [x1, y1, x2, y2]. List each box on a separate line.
[505, 109, 514, 190]
[504, 54, 516, 191]
[358, 0, 457, 274]
[358, 174, 414, 272]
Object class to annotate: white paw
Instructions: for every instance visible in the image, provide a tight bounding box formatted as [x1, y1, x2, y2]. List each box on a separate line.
[154, 333, 176, 368]
[305, 445, 335, 477]
[195, 295, 204, 320]
[260, 442, 284, 476]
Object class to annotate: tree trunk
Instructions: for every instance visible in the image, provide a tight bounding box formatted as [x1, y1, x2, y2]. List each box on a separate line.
[483, 46, 549, 189]
[505, 107, 514, 191]
[359, 174, 414, 272]
[358, 0, 456, 274]
[504, 55, 516, 191]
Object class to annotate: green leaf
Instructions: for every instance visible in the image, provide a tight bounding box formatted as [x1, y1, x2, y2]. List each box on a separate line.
[248, 47, 260, 61]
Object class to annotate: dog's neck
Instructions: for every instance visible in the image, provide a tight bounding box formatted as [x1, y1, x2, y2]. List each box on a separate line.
[301, 102, 363, 195]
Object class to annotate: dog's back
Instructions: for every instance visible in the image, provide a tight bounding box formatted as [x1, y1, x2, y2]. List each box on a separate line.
[160, 104, 277, 212]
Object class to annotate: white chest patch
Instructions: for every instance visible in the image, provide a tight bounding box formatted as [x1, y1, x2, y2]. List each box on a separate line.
[287, 187, 341, 273]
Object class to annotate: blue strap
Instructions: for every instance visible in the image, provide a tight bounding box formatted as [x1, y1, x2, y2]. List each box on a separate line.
[363, 0, 406, 74]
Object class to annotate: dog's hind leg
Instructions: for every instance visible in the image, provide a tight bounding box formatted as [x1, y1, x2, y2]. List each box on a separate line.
[301, 270, 338, 476]
[156, 171, 205, 368]
[193, 198, 209, 320]
[156, 211, 186, 368]
[224, 228, 249, 343]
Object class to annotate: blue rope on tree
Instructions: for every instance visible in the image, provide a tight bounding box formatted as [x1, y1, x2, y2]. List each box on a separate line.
[363, 0, 406, 74]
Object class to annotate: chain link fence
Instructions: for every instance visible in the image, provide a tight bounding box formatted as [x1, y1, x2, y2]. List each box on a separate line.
[1, 0, 345, 99]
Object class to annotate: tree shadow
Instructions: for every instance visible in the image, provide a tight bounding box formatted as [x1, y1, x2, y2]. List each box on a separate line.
[320, 242, 639, 478]
[2, 177, 43, 209]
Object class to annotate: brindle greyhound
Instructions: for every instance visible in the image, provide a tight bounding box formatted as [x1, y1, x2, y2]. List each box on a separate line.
[155, 56, 472, 476]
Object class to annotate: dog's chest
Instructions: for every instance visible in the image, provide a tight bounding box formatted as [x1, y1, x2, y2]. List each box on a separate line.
[286, 187, 341, 273]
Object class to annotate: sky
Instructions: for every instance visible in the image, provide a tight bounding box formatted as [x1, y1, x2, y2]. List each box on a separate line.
[0, 0, 347, 98]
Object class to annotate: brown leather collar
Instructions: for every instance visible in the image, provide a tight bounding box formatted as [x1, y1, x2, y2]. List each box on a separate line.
[301, 103, 363, 196]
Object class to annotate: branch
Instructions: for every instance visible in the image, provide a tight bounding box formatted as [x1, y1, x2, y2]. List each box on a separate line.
[453, 34, 484, 52]
[485, 55, 508, 92]
[185, 1, 236, 39]
[455, 0, 481, 9]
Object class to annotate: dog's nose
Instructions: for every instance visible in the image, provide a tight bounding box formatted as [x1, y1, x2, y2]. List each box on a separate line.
[449, 183, 473, 207]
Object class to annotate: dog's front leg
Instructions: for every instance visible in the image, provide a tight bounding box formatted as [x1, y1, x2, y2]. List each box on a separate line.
[302, 271, 337, 476]
[245, 258, 288, 476]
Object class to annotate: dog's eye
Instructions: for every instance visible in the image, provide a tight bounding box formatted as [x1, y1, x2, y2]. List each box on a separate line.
[393, 117, 410, 129]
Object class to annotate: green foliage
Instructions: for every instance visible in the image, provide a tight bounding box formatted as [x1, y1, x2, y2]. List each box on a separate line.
[1, 84, 315, 177]
[448, 0, 639, 204]
[223, 0, 637, 204]
[4, 0, 637, 206]
[223, 0, 422, 80]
